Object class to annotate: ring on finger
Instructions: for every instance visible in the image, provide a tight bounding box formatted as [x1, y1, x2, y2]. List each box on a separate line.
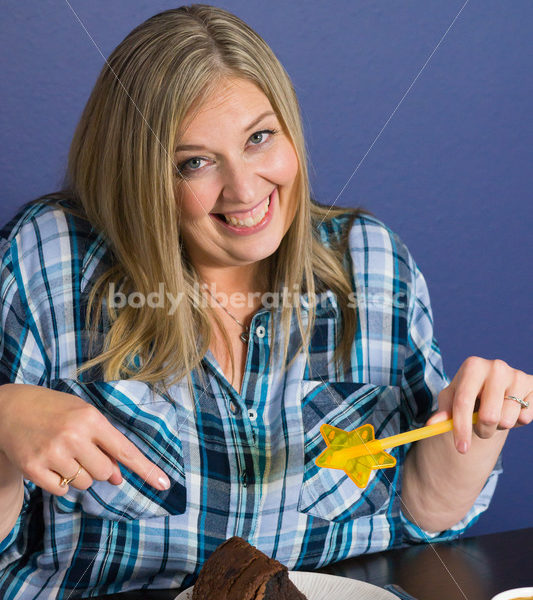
[504, 395, 529, 410]
[59, 464, 84, 487]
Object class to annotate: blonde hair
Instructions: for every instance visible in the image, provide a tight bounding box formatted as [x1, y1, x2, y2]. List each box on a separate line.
[31, 4, 371, 396]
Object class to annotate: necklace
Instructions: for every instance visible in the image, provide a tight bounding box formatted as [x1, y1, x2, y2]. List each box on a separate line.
[204, 286, 250, 344]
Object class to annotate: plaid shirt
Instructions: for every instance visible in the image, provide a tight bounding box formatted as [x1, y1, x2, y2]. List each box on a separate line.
[0, 200, 501, 598]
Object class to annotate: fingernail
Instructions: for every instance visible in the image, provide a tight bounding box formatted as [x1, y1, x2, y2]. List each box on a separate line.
[457, 440, 468, 454]
[430, 412, 448, 424]
[158, 475, 171, 490]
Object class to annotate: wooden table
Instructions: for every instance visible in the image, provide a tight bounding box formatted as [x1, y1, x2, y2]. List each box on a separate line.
[97, 527, 533, 599]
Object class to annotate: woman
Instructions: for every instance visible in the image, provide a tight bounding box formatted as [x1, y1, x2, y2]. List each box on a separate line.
[0, 4, 531, 598]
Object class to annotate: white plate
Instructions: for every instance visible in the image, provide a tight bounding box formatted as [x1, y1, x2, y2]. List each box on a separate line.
[174, 570, 397, 599]
[491, 587, 533, 600]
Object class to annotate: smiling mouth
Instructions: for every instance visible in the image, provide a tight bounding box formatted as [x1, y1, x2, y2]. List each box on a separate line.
[211, 193, 272, 228]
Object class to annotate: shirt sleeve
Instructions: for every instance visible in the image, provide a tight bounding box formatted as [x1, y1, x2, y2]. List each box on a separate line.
[0, 235, 48, 558]
[0, 236, 50, 387]
[399, 248, 502, 543]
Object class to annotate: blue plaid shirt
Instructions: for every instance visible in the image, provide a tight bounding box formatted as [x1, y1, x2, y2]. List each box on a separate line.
[0, 200, 501, 598]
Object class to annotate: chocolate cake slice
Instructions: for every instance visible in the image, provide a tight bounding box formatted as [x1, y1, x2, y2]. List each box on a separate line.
[192, 536, 307, 600]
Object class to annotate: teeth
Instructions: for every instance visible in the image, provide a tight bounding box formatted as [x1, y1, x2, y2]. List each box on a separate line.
[224, 198, 270, 227]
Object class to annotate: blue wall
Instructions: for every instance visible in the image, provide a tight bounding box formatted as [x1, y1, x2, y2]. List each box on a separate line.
[1, 1, 531, 536]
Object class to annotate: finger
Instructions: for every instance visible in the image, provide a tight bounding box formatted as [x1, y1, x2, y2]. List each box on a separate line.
[518, 390, 533, 425]
[452, 362, 488, 453]
[106, 456, 123, 486]
[46, 455, 93, 491]
[20, 460, 88, 497]
[91, 445, 124, 484]
[94, 421, 170, 491]
[43, 469, 81, 496]
[59, 467, 94, 491]
[508, 387, 533, 427]
[499, 396, 523, 430]
[474, 367, 509, 439]
[498, 368, 530, 429]
[425, 410, 450, 425]
[75, 443, 120, 483]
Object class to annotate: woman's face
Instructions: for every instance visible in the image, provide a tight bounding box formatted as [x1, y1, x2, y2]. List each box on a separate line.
[174, 77, 299, 279]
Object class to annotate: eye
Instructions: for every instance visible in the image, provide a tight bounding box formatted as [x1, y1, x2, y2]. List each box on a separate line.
[177, 157, 205, 176]
[249, 129, 278, 145]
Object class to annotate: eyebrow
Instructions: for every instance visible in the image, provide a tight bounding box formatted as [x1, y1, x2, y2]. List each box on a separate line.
[174, 110, 277, 152]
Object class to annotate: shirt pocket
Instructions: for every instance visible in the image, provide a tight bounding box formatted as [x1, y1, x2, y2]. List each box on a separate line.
[48, 378, 187, 521]
[297, 380, 402, 523]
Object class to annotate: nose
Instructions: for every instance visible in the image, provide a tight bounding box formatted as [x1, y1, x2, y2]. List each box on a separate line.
[220, 159, 259, 207]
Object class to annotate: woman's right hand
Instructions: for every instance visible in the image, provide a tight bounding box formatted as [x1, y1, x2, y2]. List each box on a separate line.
[0, 383, 171, 496]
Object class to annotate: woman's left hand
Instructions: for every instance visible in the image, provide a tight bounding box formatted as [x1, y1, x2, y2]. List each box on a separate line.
[426, 356, 532, 454]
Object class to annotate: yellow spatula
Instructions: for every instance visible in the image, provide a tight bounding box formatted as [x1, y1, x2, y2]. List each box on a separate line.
[315, 412, 479, 488]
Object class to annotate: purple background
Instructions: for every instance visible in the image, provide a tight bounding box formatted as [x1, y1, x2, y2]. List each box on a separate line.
[1, 1, 531, 536]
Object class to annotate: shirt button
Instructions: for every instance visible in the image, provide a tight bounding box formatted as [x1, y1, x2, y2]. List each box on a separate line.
[255, 325, 266, 338]
[248, 409, 257, 421]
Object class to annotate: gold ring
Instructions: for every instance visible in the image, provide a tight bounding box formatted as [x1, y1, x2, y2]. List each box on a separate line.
[504, 395, 529, 410]
[59, 464, 84, 487]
